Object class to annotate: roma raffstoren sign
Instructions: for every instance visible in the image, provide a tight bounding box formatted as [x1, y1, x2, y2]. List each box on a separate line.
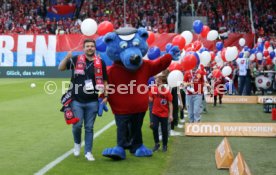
[185, 123, 276, 137]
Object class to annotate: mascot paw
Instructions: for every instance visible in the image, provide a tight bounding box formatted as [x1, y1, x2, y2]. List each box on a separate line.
[102, 146, 126, 160]
[98, 98, 108, 117]
[134, 145, 153, 157]
[166, 43, 180, 61]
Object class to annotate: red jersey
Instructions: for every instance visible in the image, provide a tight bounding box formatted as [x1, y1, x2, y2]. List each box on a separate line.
[149, 86, 172, 118]
[107, 54, 172, 114]
[213, 75, 225, 96]
[184, 71, 205, 95]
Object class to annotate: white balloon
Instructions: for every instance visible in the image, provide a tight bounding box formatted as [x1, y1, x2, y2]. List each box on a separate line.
[244, 51, 250, 58]
[216, 51, 221, 58]
[207, 30, 218, 41]
[239, 38, 246, 47]
[273, 57, 276, 65]
[167, 70, 184, 88]
[215, 55, 223, 67]
[267, 46, 273, 53]
[222, 66, 232, 77]
[257, 37, 262, 43]
[249, 54, 255, 61]
[81, 18, 98, 36]
[179, 50, 186, 62]
[200, 51, 211, 66]
[256, 52, 263, 60]
[225, 46, 238, 62]
[180, 31, 193, 45]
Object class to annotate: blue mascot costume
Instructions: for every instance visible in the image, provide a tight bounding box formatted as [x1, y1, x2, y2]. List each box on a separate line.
[102, 27, 179, 160]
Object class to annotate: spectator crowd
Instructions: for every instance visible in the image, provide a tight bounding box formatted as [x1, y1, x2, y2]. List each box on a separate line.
[0, 0, 274, 37]
[180, 0, 275, 38]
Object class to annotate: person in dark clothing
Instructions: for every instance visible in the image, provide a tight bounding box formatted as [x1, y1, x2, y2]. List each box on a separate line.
[58, 39, 108, 161]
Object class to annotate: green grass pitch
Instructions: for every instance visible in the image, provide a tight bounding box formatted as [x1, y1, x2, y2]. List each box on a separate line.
[0, 79, 275, 175]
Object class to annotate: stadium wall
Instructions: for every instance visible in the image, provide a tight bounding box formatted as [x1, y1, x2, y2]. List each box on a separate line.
[0, 33, 254, 78]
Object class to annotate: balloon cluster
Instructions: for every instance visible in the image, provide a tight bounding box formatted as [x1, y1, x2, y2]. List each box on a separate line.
[80, 18, 276, 86]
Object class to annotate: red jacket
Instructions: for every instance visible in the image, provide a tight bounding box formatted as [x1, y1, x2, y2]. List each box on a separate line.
[107, 54, 172, 114]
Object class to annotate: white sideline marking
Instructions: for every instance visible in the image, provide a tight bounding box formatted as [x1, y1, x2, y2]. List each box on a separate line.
[34, 120, 115, 175]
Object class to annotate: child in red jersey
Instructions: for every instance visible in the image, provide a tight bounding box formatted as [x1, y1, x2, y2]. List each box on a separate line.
[149, 75, 173, 152]
[211, 69, 226, 106]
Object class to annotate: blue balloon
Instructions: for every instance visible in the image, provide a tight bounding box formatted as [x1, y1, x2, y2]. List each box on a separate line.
[250, 48, 256, 54]
[199, 47, 209, 53]
[243, 46, 249, 51]
[239, 52, 244, 58]
[96, 36, 107, 52]
[194, 52, 200, 66]
[270, 51, 275, 59]
[216, 41, 224, 51]
[148, 46, 161, 60]
[193, 20, 203, 34]
[257, 43, 264, 52]
[165, 43, 173, 53]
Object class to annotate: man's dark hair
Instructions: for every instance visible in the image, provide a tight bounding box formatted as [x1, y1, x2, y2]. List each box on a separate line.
[83, 39, 96, 48]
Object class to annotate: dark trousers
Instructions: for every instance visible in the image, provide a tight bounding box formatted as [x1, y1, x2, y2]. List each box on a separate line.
[180, 90, 186, 119]
[171, 87, 179, 130]
[214, 95, 223, 106]
[115, 112, 145, 153]
[238, 70, 252, 95]
[148, 102, 153, 123]
[152, 114, 168, 146]
[171, 103, 179, 130]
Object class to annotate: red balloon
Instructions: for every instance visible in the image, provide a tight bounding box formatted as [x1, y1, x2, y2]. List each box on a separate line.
[147, 31, 155, 45]
[221, 48, 227, 62]
[168, 62, 182, 71]
[97, 21, 114, 36]
[212, 69, 222, 78]
[185, 47, 195, 52]
[193, 40, 202, 51]
[184, 43, 193, 50]
[172, 35, 186, 50]
[200, 25, 210, 38]
[210, 51, 215, 61]
[264, 41, 270, 49]
[263, 50, 269, 57]
[181, 54, 197, 71]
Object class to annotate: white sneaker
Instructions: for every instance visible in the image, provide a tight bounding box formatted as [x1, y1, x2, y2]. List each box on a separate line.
[177, 124, 184, 128]
[180, 119, 185, 123]
[170, 130, 178, 136]
[73, 143, 81, 157]
[85, 152, 95, 161]
[170, 130, 183, 136]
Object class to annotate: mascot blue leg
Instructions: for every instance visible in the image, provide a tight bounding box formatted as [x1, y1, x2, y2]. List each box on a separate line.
[102, 146, 126, 160]
[134, 144, 153, 157]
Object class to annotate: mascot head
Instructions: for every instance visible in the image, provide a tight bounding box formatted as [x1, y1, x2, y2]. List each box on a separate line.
[104, 27, 149, 70]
